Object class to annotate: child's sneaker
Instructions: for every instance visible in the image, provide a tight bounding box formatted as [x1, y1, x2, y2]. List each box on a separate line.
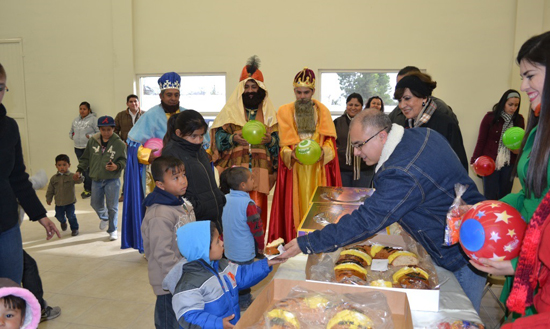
[81, 190, 91, 199]
[61, 222, 68, 231]
[110, 231, 118, 241]
[40, 305, 61, 322]
[71, 230, 79, 236]
[99, 220, 108, 231]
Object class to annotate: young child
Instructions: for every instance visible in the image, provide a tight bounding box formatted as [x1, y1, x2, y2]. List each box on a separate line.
[46, 154, 84, 236]
[0, 278, 41, 329]
[219, 167, 264, 310]
[74, 116, 126, 241]
[163, 221, 284, 328]
[141, 156, 196, 329]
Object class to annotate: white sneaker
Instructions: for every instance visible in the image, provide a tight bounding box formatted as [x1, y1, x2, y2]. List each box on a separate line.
[109, 231, 118, 241]
[99, 220, 108, 231]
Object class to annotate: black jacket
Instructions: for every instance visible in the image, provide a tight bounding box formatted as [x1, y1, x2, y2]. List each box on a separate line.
[334, 114, 373, 173]
[162, 135, 225, 230]
[0, 104, 47, 233]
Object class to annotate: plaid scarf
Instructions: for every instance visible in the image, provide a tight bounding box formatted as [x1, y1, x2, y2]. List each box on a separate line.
[507, 189, 550, 314]
[407, 97, 437, 128]
[495, 112, 513, 170]
[345, 113, 362, 180]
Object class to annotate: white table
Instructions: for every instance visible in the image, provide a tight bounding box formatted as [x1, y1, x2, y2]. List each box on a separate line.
[274, 254, 483, 329]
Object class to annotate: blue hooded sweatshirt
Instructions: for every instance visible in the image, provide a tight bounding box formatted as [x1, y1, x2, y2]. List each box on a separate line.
[163, 221, 271, 328]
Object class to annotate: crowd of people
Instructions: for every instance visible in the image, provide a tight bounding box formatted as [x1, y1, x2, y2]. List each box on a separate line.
[1, 30, 550, 328]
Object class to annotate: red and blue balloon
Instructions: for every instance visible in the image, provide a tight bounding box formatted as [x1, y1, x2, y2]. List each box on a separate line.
[459, 201, 526, 261]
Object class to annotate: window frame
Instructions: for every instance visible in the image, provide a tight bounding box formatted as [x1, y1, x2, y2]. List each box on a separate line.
[136, 72, 226, 120]
[318, 69, 399, 116]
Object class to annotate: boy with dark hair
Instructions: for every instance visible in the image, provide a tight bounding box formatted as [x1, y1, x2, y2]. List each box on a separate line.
[46, 154, 83, 236]
[142, 155, 195, 329]
[74, 116, 127, 241]
[219, 167, 264, 310]
[163, 221, 284, 328]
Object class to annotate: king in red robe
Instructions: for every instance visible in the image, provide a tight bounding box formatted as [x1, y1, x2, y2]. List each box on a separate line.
[268, 67, 342, 243]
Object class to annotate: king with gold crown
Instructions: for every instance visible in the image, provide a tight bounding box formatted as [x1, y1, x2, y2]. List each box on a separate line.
[269, 67, 342, 243]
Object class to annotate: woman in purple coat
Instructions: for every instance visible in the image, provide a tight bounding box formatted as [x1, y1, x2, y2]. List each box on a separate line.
[471, 89, 525, 200]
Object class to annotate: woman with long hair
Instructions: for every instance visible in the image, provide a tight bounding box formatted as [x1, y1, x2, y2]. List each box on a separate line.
[471, 31, 550, 324]
[365, 96, 384, 111]
[162, 110, 225, 231]
[334, 93, 374, 187]
[471, 89, 525, 199]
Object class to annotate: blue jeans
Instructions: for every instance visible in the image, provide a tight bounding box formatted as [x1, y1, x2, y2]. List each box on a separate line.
[0, 225, 23, 284]
[453, 263, 487, 313]
[91, 179, 120, 233]
[74, 148, 92, 192]
[55, 203, 79, 230]
[229, 258, 254, 308]
[154, 294, 179, 329]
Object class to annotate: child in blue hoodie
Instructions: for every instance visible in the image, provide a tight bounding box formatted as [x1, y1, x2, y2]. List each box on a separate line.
[163, 221, 285, 328]
[141, 156, 195, 329]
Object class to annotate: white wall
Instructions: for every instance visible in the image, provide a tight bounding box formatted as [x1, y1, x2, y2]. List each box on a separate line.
[1, 0, 549, 190]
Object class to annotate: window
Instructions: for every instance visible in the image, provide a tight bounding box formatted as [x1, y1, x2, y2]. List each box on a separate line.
[320, 71, 399, 116]
[138, 74, 226, 120]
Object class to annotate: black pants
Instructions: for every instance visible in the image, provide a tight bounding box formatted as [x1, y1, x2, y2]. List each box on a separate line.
[74, 148, 92, 192]
[22, 250, 45, 310]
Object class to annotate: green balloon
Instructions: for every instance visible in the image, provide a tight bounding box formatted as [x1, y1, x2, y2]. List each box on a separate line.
[295, 139, 322, 165]
[503, 127, 525, 150]
[242, 120, 266, 145]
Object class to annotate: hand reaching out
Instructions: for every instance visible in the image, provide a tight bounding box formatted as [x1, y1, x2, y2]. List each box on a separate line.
[38, 217, 61, 240]
[277, 239, 302, 260]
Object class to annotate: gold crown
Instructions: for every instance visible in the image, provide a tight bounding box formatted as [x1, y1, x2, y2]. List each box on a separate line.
[293, 67, 315, 89]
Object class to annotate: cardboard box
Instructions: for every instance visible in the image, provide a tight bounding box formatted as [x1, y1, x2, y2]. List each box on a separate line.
[305, 233, 441, 312]
[236, 279, 413, 329]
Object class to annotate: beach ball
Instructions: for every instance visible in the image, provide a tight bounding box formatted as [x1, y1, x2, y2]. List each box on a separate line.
[473, 156, 495, 177]
[459, 200, 526, 261]
[296, 140, 322, 165]
[503, 127, 525, 150]
[144, 138, 163, 157]
[242, 120, 266, 145]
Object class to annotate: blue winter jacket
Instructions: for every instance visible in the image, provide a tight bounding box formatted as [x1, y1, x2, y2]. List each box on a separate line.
[164, 257, 271, 328]
[163, 221, 271, 329]
[297, 125, 485, 272]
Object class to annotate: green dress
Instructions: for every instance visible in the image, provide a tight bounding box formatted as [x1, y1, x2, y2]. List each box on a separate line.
[500, 125, 550, 318]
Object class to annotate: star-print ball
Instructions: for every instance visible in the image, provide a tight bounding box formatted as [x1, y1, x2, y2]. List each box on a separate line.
[459, 201, 527, 261]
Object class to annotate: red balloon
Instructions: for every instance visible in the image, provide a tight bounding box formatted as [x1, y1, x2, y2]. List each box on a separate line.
[473, 156, 495, 176]
[459, 200, 526, 261]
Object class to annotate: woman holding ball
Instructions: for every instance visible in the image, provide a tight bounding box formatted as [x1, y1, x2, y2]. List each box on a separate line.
[471, 31, 550, 324]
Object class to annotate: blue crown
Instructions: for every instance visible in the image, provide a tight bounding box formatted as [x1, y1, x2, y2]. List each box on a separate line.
[158, 72, 181, 90]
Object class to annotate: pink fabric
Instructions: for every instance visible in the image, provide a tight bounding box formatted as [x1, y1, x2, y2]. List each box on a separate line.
[0, 286, 41, 329]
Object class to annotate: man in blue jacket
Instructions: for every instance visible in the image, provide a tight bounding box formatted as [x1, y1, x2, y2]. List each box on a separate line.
[280, 109, 487, 312]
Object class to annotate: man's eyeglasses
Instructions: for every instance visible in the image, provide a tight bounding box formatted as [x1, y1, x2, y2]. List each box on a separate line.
[352, 127, 388, 149]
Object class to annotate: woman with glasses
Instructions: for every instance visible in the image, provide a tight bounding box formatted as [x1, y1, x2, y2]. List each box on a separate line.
[393, 72, 469, 171]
